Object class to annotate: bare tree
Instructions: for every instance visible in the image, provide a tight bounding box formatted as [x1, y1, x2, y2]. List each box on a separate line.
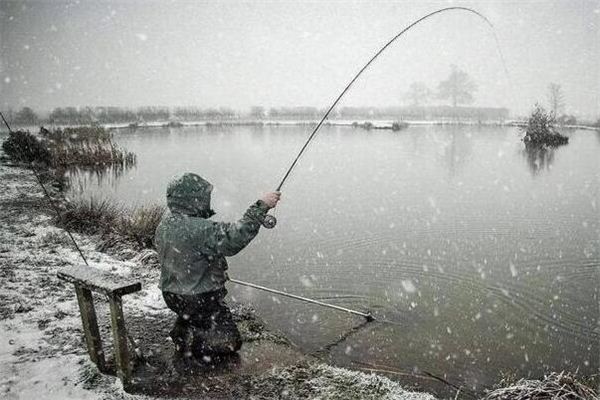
[437, 65, 477, 108]
[250, 106, 265, 119]
[14, 107, 38, 125]
[405, 82, 431, 107]
[547, 83, 564, 116]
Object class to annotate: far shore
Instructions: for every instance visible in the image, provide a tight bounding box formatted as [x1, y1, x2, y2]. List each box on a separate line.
[3, 119, 599, 134]
[100, 119, 600, 132]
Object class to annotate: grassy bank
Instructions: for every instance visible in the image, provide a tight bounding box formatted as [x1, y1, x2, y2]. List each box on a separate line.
[1, 126, 156, 254]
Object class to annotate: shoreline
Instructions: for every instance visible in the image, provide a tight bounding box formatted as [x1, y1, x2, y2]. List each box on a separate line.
[4, 119, 599, 134]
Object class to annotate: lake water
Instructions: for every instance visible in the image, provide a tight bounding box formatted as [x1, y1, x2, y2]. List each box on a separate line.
[68, 124, 599, 396]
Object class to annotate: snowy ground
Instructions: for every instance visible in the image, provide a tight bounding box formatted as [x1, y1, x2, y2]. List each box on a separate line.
[0, 156, 436, 400]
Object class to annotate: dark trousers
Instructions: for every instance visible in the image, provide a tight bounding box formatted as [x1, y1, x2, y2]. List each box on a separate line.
[162, 289, 242, 357]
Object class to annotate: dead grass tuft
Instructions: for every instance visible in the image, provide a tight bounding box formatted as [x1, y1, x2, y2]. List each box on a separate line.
[58, 197, 163, 250]
[484, 371, 597, 400]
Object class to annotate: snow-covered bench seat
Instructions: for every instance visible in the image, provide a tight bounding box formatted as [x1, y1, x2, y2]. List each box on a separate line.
[57, 265, 141, 389]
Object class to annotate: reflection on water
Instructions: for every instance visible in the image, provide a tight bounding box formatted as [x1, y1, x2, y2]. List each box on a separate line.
[522, 142, 556, 175]
[441, 128, 473, 178]
[69, 125, 599, 396]
[66, 163, 133, 196]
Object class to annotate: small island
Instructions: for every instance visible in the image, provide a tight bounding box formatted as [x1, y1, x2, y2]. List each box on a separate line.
[522, 104, 569, 146]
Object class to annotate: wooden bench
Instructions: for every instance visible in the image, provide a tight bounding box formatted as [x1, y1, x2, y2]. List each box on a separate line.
[57, 265, 142, 388]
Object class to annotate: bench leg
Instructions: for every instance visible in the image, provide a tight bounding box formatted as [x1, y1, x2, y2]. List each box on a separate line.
[74, 284, 107, 372]
[108, 295, 132, 389]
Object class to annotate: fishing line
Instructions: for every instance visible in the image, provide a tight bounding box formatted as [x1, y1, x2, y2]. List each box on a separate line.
[262, 6, 513, 229]
[245, 7, 515, 382]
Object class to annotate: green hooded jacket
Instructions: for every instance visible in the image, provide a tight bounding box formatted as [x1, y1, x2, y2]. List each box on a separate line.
[155, 173, 270, 295]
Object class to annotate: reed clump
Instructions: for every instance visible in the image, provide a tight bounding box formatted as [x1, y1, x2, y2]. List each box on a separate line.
[115, 204, 165, 248]
[49, 141, 136, 168]
[40, 126, 112, 143]
[523, 104, 568, 146]
[484, 371, 597, 400]
[58, 197, 122, 235]
[2, 127, 136, 169]
[57, 197, 164, 249]
[41, 126, 136, 168]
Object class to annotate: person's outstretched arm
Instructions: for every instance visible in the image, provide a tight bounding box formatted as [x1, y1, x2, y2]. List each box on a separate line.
[207, 192, 280, 257]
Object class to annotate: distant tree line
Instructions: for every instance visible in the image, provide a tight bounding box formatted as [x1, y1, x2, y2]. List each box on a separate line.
[1, 104, 510, 126]
[2, 106, 241, 126]
[0, 71, 592, 126]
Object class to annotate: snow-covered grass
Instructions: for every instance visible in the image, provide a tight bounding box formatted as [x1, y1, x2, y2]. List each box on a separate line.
[0, 160, 154, 399]
[248, 363, 436, 400]
[483, 371, 597, 400]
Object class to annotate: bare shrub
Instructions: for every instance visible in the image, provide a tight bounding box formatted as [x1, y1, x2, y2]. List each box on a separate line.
[391, 121, 408, 131]
[2, 130, 52, 165]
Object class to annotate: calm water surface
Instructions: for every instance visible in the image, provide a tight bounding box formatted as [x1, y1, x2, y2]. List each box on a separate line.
[69, 125, 599, 395]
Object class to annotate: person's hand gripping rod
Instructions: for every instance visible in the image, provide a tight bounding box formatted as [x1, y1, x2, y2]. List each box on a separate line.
[260, 191, 280, 228]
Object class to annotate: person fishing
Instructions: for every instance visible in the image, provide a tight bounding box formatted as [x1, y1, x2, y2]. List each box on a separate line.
[154, 173, 281, 363]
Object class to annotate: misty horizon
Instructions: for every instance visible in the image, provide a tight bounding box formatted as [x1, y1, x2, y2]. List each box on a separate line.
[1, 1, 599, 119]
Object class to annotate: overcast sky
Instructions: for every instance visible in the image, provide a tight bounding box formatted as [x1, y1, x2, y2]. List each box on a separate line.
[1, 0, 599, 117]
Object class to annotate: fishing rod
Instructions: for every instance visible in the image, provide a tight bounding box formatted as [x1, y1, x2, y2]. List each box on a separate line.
[262, 6, 506, 229]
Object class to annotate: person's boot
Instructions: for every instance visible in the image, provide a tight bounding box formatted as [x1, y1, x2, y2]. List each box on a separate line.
[192, 325, 241, 359]
[169, 319, 191, 356]
[189, 326, 211, 361]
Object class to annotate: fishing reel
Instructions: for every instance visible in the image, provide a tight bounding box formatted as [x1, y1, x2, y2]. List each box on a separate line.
[262, 214, 277, 229]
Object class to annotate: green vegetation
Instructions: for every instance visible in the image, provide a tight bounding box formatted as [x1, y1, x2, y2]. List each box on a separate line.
[523, 104, 568, 146]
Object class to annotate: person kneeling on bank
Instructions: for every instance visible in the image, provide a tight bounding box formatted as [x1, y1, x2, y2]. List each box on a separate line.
[154, 173, 280, 362]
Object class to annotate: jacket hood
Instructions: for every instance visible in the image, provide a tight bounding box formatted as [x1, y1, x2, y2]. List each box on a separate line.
[166, 173, 215, 218]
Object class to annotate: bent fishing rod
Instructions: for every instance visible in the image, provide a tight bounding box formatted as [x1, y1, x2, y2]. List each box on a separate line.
[261, 6, 506, 230]
[240, 6, 508, 323]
